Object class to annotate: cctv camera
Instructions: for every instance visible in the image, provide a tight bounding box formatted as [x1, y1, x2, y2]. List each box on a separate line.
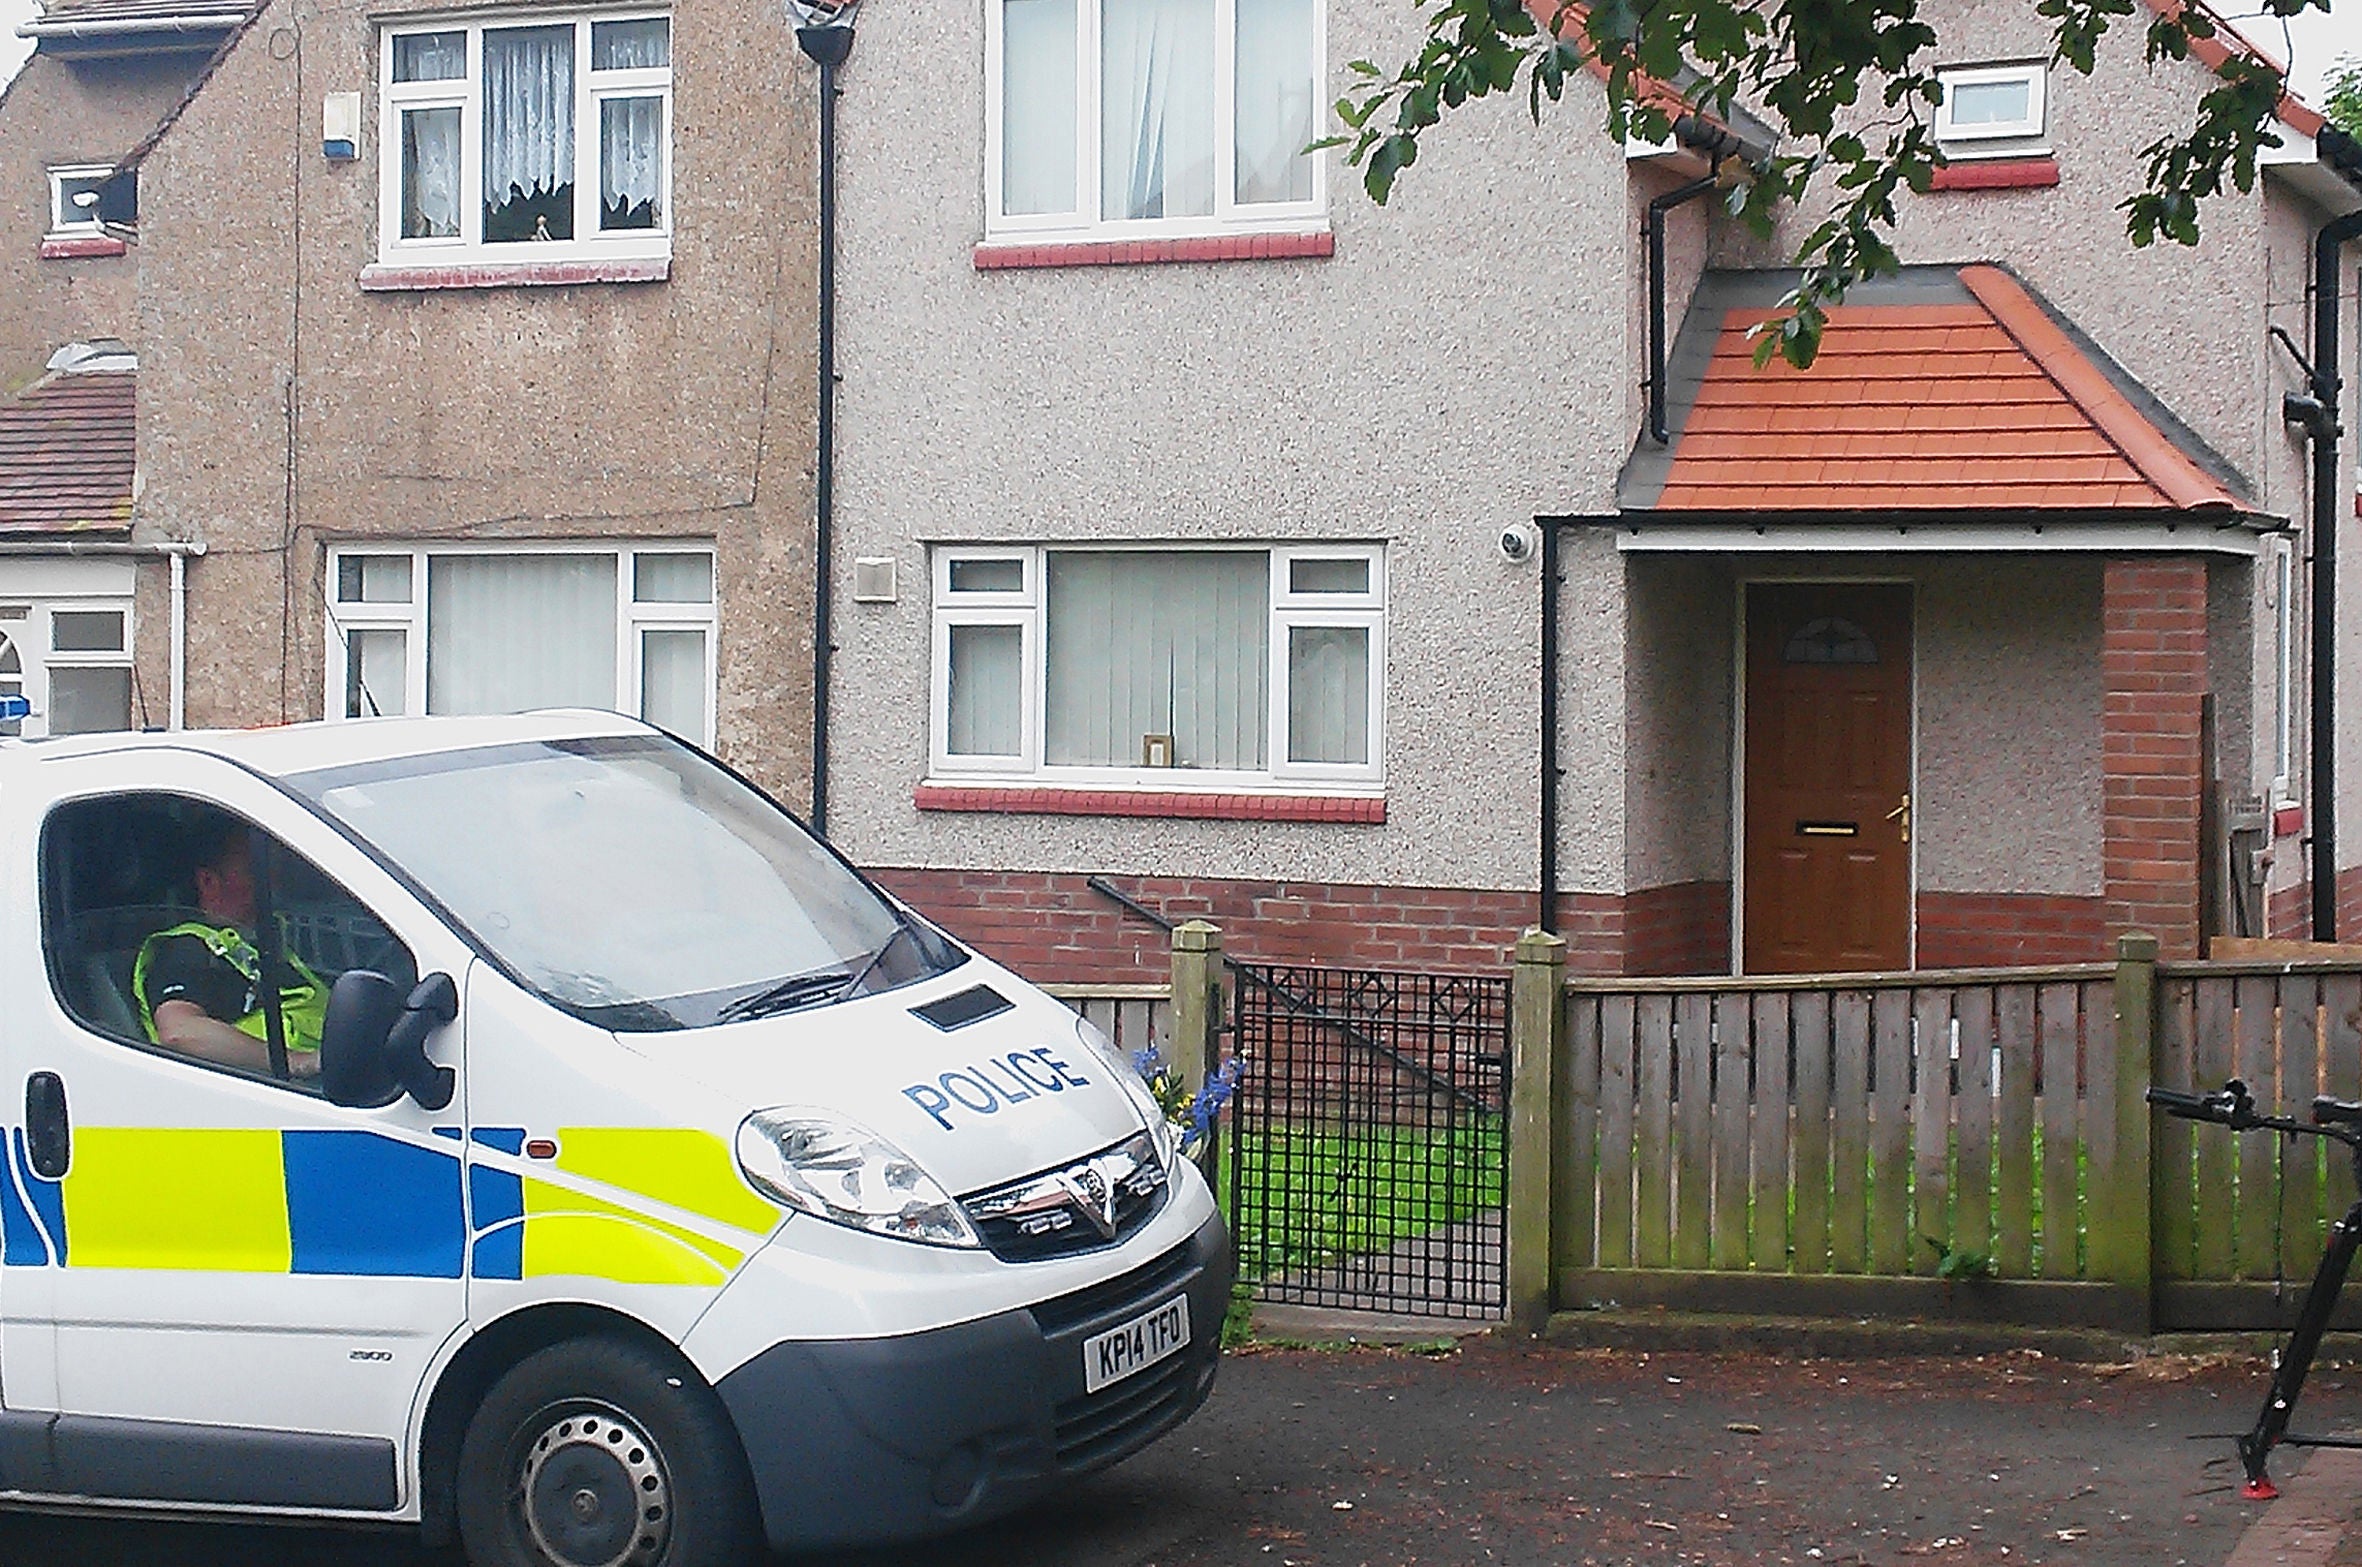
[1498, 522, 1540, 565]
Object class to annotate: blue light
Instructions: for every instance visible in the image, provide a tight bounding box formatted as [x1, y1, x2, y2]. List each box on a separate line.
[0, 696, 27, 722]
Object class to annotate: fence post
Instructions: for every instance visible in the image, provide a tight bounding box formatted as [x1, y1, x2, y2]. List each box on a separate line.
[1509, 928, 1567, 1334]
[2107, 931, 2159, 1331]
[1170, 920, 1224, 1097]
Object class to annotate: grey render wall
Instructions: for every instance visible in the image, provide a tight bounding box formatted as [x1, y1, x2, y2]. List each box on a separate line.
[827, 0, 1674, 895]
[126, 0, 823, 801]
[0, 50, 197, 388]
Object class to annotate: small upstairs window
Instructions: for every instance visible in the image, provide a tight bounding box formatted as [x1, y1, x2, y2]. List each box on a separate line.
[1934, 63, 2048, 159]
[378, 12, 672, 267]
[47, 166, 111, 237]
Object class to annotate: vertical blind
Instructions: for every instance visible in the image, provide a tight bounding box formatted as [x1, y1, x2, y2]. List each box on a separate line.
[427, 554, 617, 715]
[1046, 551, 1267, 768]
[948, 623, 1024, 756]
[1286, 624, 1368, 764]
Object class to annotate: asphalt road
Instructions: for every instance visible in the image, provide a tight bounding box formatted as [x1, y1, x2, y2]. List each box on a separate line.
[0, 1340, 2298, 1566]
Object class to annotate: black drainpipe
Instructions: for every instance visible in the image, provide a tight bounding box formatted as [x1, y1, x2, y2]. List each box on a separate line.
[1540, 518, 1560, 933]
[1647, 173, 1718, 444]
[2309, 202, 2362, 939]
[797, 17, 854, 834]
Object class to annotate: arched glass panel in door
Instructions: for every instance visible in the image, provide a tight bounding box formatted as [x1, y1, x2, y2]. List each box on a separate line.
[1783, 616, 1879, 665]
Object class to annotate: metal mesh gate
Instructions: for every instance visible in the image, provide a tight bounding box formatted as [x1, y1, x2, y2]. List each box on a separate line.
[1227, 965, 1510, 1320]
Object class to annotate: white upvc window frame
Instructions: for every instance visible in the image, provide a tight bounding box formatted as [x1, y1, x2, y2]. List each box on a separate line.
[982, 0, 1328, 241]
[927, 542, 1385, 791]
[46, 165, 111, 238]
[377, 8, 674, 269]
[323, 541, 717, 746]
[0, 597, 136, 738]
[2271, 534, 2297, 805]
[1933, 62, 2048, 156]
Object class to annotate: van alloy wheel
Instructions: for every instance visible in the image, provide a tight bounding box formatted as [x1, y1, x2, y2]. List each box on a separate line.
[516, 1403, 673, 1567]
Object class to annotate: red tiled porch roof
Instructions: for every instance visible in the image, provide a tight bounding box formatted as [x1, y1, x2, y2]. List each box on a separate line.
[1652, 265, 2242, 514]
[0, 370, 134, 535]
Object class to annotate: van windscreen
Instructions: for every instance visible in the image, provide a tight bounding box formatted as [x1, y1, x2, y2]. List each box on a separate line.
[286, 734, 951, 1030]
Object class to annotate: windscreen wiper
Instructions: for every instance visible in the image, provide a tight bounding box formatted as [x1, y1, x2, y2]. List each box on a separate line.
[833, 920, 918, 1005]
[715, 967, 857, 1024]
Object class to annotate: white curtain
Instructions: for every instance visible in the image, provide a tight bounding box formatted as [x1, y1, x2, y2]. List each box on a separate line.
[1002, 0, 1079, 215]
[1286, 624, 1368, 764]
[1046, 552, 1266, 769]
[591, 17, 669, 68]
[482, 25, 574, 240]
[1102, 0, 1215, 220]
[599, 97, 665, 230]
[392, 31, 464, 81]
[427, 555, 616, 716]
[1234, 0, 1315, 203]
[947, 623, 1024, 756]
[401, 107, 462, 239]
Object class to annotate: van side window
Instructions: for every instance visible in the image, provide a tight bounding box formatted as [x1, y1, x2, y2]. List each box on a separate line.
[39, 793, 419, 1090]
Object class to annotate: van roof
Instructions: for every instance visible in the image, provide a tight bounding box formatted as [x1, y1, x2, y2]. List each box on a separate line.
[0, 711, 650, 780]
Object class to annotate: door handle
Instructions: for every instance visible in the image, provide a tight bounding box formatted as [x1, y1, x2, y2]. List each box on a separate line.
[1884, 793, 1912, 844]
[24, 1072, 68, 1180]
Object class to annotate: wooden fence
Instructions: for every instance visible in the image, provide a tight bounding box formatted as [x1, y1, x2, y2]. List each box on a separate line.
[1542, 940, 2362, 1332]
[1044, 983, 1172, 1061]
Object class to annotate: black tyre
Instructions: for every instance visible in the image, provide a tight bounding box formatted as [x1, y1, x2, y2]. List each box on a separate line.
[455, 1336, 762, 1567]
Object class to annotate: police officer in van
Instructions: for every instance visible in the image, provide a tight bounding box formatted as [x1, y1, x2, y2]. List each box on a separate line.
[132, 814, 326, 1080]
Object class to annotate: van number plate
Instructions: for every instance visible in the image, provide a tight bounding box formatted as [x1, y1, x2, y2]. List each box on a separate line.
[1083, 1294, 1191, 1394]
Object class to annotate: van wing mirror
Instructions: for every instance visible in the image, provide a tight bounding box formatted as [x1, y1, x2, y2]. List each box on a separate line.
[320, 970, 407, 1108]
[387, 973, 459, 1112]
[319, 969, 457, 1112]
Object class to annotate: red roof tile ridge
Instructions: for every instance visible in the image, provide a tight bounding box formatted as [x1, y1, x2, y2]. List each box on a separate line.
[1957, 264, 2237, 512]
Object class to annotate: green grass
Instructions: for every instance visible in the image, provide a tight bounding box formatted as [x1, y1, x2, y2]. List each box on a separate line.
[1219, 1119, 1505, 1282]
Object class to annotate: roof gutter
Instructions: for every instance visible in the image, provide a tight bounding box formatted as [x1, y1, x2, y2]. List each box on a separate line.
[17, 13, 242, 37]
[0, 538, 202, 729]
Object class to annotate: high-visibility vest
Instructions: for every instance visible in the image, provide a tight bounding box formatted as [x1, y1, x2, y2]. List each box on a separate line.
[132, 920, 328, 1057]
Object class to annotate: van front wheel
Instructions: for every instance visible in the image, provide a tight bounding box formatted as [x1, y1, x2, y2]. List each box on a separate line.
[455, 1337, 760, 1567]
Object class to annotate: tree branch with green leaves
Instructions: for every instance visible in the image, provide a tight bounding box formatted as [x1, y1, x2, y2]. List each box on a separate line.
[1321, 0, 2325, 366]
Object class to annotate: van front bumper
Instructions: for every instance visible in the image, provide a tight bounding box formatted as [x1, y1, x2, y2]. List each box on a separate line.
[712, 1207, 1233, 1551]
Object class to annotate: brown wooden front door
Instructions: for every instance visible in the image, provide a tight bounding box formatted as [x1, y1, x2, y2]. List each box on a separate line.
[1742, 583, 1914, 974]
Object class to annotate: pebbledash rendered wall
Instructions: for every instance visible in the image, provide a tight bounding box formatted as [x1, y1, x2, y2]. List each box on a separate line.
[116, 0, 825, 804]
[826, 0, 1700, 983]
[0, 48, 199, 391]
[828, 0, 2352, 984]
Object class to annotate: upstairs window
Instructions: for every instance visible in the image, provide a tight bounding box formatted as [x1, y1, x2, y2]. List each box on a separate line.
[378, 12, 672, 265]
[988, 0, 1324, 237]
[47, 165, 110, 237]
[1934, 63, 2047, 159]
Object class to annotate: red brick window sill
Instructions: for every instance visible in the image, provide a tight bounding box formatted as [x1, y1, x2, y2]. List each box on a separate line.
[973, 231, 1334, 271]
[40, 235, 127, 259]
[1929, 157, 2060, 191]
[359, 258, 669, 292]
[915, 783, 1383, 823]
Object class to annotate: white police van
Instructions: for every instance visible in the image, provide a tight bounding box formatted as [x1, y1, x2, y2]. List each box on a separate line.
[0, 709, 1230, 1565]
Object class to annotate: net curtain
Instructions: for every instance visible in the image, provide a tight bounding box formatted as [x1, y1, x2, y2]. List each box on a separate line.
[482, 25, 575, 240]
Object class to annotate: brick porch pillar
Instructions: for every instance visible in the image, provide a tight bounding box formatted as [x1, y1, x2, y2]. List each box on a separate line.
[2101, 556, 2208, 959]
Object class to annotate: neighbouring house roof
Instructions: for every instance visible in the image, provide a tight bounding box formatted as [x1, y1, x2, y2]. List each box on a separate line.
[1619, 264, 2253, 519]
[0, 364, 134, 536]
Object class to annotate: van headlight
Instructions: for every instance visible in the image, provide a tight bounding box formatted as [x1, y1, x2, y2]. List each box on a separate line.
[735, 1108, 981, 1248]
[1072, 1016, 1180, 1169]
